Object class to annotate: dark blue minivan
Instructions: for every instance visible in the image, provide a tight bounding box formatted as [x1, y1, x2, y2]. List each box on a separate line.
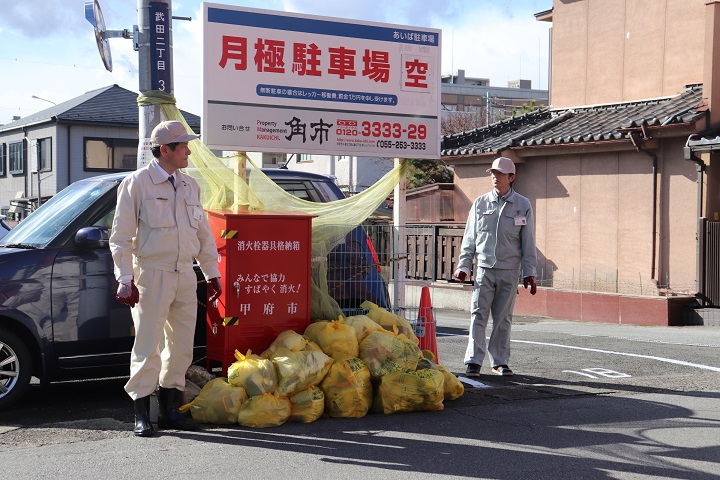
[0, 169, 389, 409]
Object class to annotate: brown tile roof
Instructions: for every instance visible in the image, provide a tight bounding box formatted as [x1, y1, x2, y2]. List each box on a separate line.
[441, 84, 705, 156]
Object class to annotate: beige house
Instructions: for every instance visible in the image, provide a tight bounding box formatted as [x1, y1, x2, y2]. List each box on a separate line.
[442, 0, 720, 324]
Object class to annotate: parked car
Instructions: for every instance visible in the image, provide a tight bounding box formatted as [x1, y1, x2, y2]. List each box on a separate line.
[0, 215, 11, 240]
[0, 168, 388, 408]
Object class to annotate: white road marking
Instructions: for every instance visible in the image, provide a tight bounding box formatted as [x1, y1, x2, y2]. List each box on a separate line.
[581, 367, 631, 378]
[457, 376, 492, 388]
[569, 333, 720, 348]
[562, 370, 598, 378]
[511, 339, 720, 372]
[562, 368, 632, 378]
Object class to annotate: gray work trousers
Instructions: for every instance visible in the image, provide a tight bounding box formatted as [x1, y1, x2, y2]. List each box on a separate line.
[464, 267, 518, 367]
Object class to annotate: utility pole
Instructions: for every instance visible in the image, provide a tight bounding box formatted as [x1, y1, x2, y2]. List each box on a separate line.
[136, 0, 173, 168]
[486, 91, 490, 126]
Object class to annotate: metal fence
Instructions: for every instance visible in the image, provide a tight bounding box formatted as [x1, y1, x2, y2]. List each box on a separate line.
[335, 224, 436, 326]
[364, 222, 705, 298]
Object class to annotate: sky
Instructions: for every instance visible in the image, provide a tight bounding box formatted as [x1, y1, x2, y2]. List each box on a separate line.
[0, 0, 552, 125]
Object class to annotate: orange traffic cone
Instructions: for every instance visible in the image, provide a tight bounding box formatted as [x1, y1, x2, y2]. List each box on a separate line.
[417, 286, 439, 363]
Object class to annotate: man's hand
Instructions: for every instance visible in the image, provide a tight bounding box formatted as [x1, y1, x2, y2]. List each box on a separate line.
[523, 276, 537, 295]
[207, 277, 222, 303]
[116, 280, 140, 308]
[453, 269, 467, 282]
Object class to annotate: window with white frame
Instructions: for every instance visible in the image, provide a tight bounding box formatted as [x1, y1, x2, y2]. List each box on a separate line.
[9, 141, 24, 174]
[0, 143, 5, 177]
[84, 138, 138, 171]
[36, 137, 52, 172]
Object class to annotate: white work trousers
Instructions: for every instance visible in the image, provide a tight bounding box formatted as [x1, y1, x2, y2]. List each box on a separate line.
[125, 267, 198, 400]
[464, 267, 518, 367]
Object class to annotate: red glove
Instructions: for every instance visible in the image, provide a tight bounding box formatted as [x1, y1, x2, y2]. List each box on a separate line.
[116, 280, 140, 308]
[207, 277, 222, 303]
[453, 269, 467, 282]
[523, 276, 537, 295]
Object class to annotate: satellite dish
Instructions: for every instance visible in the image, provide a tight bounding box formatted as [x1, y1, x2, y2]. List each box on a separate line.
[85, 0, 113, 72]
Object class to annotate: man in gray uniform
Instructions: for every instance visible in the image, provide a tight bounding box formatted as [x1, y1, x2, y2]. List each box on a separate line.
[453, 157, 537, 377]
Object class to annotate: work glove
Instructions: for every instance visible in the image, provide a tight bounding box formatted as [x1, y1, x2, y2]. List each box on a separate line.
[207, 277, 222, 303]
[116, 280, 140, 308]
[523, 276, 537, 295]
[453, 269, 467, 282]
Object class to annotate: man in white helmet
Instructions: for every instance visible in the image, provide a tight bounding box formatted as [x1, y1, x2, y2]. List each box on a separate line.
[453, 156, 537, 377]
[110, 120, 222, 436]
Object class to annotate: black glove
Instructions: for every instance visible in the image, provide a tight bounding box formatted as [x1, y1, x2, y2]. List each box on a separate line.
[116, 280, 140, 308]
[207, 277, 222, 303]
[523, 276, 537, 295]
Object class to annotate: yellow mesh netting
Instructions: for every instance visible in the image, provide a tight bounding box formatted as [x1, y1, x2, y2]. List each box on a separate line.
[138, 91, 406, 319]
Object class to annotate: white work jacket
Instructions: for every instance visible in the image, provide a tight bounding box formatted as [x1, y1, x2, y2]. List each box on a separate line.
[110, 160, 220, 281]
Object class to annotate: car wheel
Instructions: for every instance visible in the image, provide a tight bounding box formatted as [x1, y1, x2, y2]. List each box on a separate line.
[0, 329, 32, 409]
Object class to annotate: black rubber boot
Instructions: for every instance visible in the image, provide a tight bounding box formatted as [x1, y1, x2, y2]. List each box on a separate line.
[133, 396, 154, 437]
[157, 387, 198, 431]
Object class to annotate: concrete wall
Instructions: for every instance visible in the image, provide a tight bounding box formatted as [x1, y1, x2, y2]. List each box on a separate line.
[405, 282, 694, 326]
[451, 143, 699, 296]
[550, 0, 706, 108]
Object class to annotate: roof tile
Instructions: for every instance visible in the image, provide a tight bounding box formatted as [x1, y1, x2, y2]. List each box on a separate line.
[442, 85, 704, 156]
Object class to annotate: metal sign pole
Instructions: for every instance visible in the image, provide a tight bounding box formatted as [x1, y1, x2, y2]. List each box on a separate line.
[137, 0, 173, 169]
[393, 157, 407, 315]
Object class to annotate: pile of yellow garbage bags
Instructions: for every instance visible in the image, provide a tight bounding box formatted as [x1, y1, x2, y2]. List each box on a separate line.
[182, 305, 464, 428]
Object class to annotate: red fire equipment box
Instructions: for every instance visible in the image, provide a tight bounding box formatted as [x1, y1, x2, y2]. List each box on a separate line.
[205, 210, 314, 374]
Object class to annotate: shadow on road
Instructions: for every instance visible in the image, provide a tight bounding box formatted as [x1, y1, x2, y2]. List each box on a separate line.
[2, 370, 719, 478]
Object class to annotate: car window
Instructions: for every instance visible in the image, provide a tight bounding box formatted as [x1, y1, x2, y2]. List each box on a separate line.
[274, 180, 321, 202]
[93, 208, 115, 231]
[312, 180, 345, 202]
[0, 180, 117, 248]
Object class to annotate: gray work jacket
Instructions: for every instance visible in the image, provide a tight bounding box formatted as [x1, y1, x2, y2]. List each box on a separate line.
[458, 188, 537, 278]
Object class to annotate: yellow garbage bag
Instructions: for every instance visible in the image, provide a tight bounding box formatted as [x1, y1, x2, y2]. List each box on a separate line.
[188, 377, 248, 424]
[360, 301, 419, 345]
[289, 386, 325, 423]
[303, 317, 359, 360]
[271, 347, 333, 396]
[437, 365, 465, 401]
[416, 357, 438, 371]
[359, 329, 421, 379]
[372, 369, 445, 414]
[261, 330, 311, 359]
[421, 349, 436, 362]
[320, 357, 372, 418]
[237, 392, 292, 428]
[343, 314, 385, 344]
[227, 349, 277, 397]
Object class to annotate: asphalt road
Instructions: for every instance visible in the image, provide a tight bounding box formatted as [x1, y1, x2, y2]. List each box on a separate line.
[1, 310, 719, 480]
